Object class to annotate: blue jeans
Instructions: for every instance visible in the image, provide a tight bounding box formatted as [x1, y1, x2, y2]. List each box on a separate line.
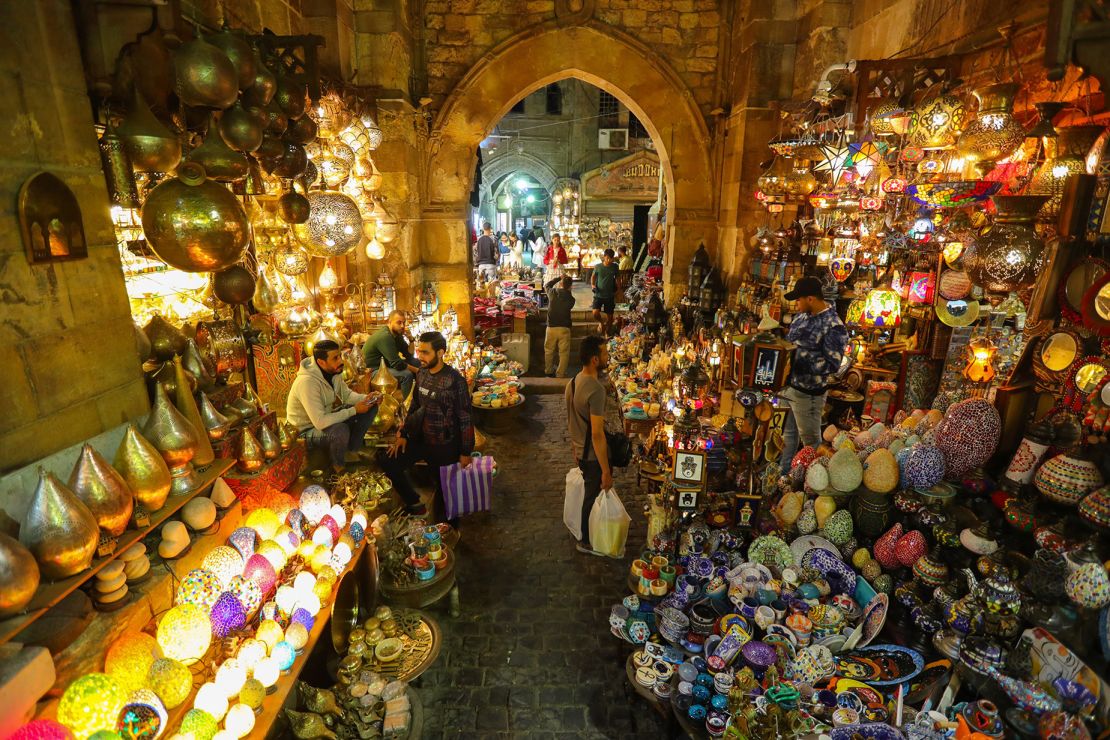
[778, 386, 826, 474]
[303, 409, 377, 470]
[388, 367, 415, 396]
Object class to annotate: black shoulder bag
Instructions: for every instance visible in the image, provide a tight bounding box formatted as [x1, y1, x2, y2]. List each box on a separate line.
[572, 376, 633, 468]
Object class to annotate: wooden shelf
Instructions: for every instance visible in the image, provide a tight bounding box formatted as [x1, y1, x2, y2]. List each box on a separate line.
[0, 458, 236, 647]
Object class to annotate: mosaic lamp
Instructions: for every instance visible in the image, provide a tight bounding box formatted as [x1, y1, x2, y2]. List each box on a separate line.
[146, 657, 193, 709]
[256, 540, 288, 570]
[272, 640, 297, 671]
[292, 572, 317, 597]
[910, 93, 966, 149]
[57, 673, 127, 737]
[193, 682, 228, 722]
[290, 607, 315, 631]
[244, 508, 282, 540]
[253, 657, 281, 689]
[104, 632, 162, 694]
[298, 486, 331, 524]
[236, 639, 268, 671]
[298, 190, 363, 258]
[215, 659, 248, 699]
[116, 689, 167, 740]
[227, 527, 258, 559]
[275, 585, 299, 618]
[243, 553, 278, 596]
[8, 720, 74, 740]
[861, 283, 903, 328]
[179, 709, 218, 740]
[327, 504, 348, 529]
[210, 592, 248, 638]
[227, 575, 263, 619]
[201, 546, 245, 589]
[224, 703, 256, 738]
[176, 568, 224, 610]
[257, 619, 286, 652]
[963, 337, 998, 383]
[284, 622, 309, 651]
[239, 678, 266, 710]
[156, 603, 212, 665]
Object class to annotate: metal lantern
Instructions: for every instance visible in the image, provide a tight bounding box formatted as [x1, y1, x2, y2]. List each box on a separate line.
[308, 91, 353, 139]
[957, 83, 1026, 167]
[688, 243, 710, 296]
[972, 194, 1050, 293]
[1030, 125, 1104, 220]
[680, 360, 711, 402]
[909, 94, 966, 150]
[298, 190, 363, 257]
[699, 267, 727, 317]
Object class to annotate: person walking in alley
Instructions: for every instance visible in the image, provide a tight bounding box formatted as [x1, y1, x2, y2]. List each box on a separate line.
[566, 335, 611, 556]
[544, 274, 575, 377]
[591, 248, 619, 336]
[474, 222, 499, 283]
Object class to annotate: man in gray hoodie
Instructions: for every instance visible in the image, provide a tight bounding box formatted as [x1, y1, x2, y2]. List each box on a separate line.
[287, 340, 380, 474]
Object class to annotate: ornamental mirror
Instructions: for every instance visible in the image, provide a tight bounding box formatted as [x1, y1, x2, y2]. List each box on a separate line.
[1060, 258, 1109, 320]
[1075, 363, 1108, 394]
[1080, 272, 1110, 336]
[1040, 332, 1078, 372]
[1102, 381, 1110, 406]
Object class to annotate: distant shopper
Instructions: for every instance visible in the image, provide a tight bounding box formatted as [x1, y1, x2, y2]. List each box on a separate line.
[362, 310, 419, 395]
[544, 274, 576, 378]
[591, 248, 619, 336]
[287, 340, 381, 475]
[474, 222, 499, 282]
[506, 232, 524, 270]
[532, 228, 547, 265]
[617, 246, 634, 271]
[566, 335, 611, 556]
[543, 233, 568, 283]
[778, 276, 849, 474]
[382, 331, 475, 521]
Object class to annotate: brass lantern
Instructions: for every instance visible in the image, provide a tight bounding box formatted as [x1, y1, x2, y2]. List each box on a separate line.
[909, 94, 967, 150]
[296, 190, 364, 257]
[957, 83, 1026, 167]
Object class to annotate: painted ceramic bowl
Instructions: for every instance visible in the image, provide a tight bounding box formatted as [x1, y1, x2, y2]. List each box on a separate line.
[1079, 486, 1110, 529]
[1035, 454, 1105, 506]
[741, 640, 778, 669]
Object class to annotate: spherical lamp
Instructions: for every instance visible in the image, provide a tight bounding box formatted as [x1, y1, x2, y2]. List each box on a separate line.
[909, 94, 966, 150]
[273, 525, 300, 555]
[253, 657, 280, 689]
[58, 673, 127, 738]
[256, 540, 287, 570]
[290, 608, 315, 632]
[243, 554, 278, 596]
[116, 689, 167, 740]
[214, 659, 247, 700]
[201, 546, 245, 589]
[272, 641, 296, 671]
[243, 509, 281, 540]
[236, 639, 267, 671]
[310, 525, 334, 548]
[227, 576, 263, 619]
[284, 623, 309, 652]
[317, 514, 341, 544]
[176, 569, 224, 610]
[298, 486, 330, 524]
[209, 592, 247, 638]
[239, 678, 266, 711]
[332, 542, 353, 569]
[299, 190, 363, 257]
[275, 585, 298, 618]
[224, 704, 256, 739]
[193, 682, 228, 722]
[292, 572, 317, 596]
[861, 285, 902, 328]
[256, 619, 285, 652]
[156, 604, 212, 665]
[146, 658, 192, 709]
[227, 527, 258, 559]
[8, 720, 74, 740]
[104, 632, 162, 694]
[179, 709, 218, 740]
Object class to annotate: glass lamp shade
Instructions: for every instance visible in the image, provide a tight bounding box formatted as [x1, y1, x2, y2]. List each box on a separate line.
[365, 236, 385, 259]
[177, 568, 224, 609]
[756, 156, 792, 196]
[227, 527, 258, 559]
[298, 190, 363, 257]
[253, 657, 280, 688]
[362, 114, 384, 150]
[228, 575, 263, 618]
[225, 703, 256, 738]
[957, 83, 1025, 166]
[236, 639, 268, 671]
[256, 540, 287, 570]
[316, 141, 355, 188]
[243, 553, 278, 596]
[847, 141, 887, 180]
[290, 607, 315, 631]
[309, 91, 353, 139]
[157, 604, 212, 665]
[244, 508, 281, 539]
[9, 720, 74, 740]
[57, 673, 127, 737]
[845, 297, 865, 326]
[870, 99, 907, 136]
[299, 485, 331, 524]
[202, 546, 245, 588]
[180, 709, 218, 740]
[964, 338, 997, 382]
[239, 679, 266, 710]
[1030, 125, 1104, 220]
[813, 142, 849, 176]
[272, 244, 309, 276]
[972, 195, 1050, 292]
[861, 286, 902, 328]
[272, 640, 297, 671]
[193, 682, 228, 722]
[215, 659, 247, 699]
[910, 94, 967, 149]
[146, 657, 193, 709]
[285, 622, 309, 651]
[104, 632, 162, 694]
[210, 592, 248, 638]
[117, 689, 168, 740]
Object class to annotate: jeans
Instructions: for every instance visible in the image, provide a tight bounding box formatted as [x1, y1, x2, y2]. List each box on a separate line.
[303, 410, 377, 470]
[779, 386, 827, 474]
[544, 326, 572, 377]
[387, 367, 415, 396]
[477, 264, 498, 282]
[579, 458, 603, 547]
[379, 441, 459, 521]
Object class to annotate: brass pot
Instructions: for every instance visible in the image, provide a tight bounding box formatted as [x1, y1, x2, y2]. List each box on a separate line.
[219, 103, 264, 153]
[186, 114, 249, 182]
[118, 88, 182, 173]
[274, 76, 307, 119]
[20, 469, 99, 580]
[142, 162, 250, 272]
[239, 427, 265, 472]
[269, 142, 309, 179]
[263, 101, 289, 136]
[279, 191, 310, 224]
[285, 115, 318, 146]
[143, 384, 200, 495]
[144, 315, 188, 362]
[206, 24, 256, 90]
[213, 265, 256, 305]
[0, 532, 39, 617]
[114, 424, 173, 511]
[198, 391, 231, 440]
[68, 443, 134, 537]
[242, 53, 276, 107]
[173, 36, 238, 109]
[259, 423, 281, 460]
[183, 338, 216, 390]
[252, 264, 282, 314]
[173, 356, 215, 467]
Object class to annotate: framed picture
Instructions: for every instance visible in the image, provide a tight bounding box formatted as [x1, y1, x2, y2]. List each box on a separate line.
[729, 339, 746, 387]
[672, 449, 707, 489]
[676, 488, 699, 509]
[863, 380, 898, 424]
[749, 341, 791, 391]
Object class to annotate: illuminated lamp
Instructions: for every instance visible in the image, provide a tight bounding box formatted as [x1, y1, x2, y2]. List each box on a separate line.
[900, 145, 925, 163]
[244, 508, 281, 540]
[942, 239, 965, 268]
[9, 720, 74, 740]
[813, 142, 849, 178]
[298, 486, 331, 524]
[316, 567, 338, 587]
[275, 586, 298, 617]
[365, 237, 385, 260]
[193, 683, 228, 722]
[272, 641, 296, 671]
[201, 546, 245, 589]
[298, 592, 322, 617]
[256, 540, 287, 570]
[845, 297, 865, 327]
[350, 507, 367, 529]
[332, 542, 353, 569]
[284, 623, 309, 652]
[311, 524, 334, 548]
[317, 260, 338, 291]
[314, 574, 336, 600]
[104, 632, 162, 694]
[910, 215, 935, 241]
[236, 639, 267, 671]
[1030, 125, 1103, 219]
[256, 619, 285, 652]
[290, 607, 315, 631]
[253, 657, 280, 689]
[859, 196, 883, 211]
[907, 272, 936, 305]
[349, 521, 366, 547]
[176, 569, 224, 610]
[58, 673, 127, 737]
[227, 527, 257, 559]
[846, 140, 886, 180]
[909, 93, 966, 149]
[286, 508, 308, 538]
[156, 604, 211, 665]
[224, 704, 256, 738]
[309, 545, 334, 573]
[117, 689, 167, 740]
[292, 572, 317, 596]
[273, 525, 300, 555]
[209, 592, 247, 638]
[227, 576, 263, 619]
[214, 659, 247, 699]
[146, 658, 192, 709]
[259, 601, 281, 623]
[881, 176, 906, 193]
[179, 709, 218, 740]
[238, 679, 266, 711]
[243, 554, 278, 597]
[861, 283, 903, 328]
[327, 504, 347, 529]
[964, 337, 998, 382]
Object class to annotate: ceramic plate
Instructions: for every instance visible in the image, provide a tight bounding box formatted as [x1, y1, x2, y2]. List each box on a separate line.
[830, 723, 906, 740]
[818, 633, 848, 653]
[834, 644, 925, 687]
[790, 535, 840, 564]
[856, 594, 889, 649]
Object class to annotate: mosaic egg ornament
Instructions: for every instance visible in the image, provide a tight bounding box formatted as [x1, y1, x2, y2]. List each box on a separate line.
[1079, 486, 1110, 529]
[806, 460, 830, 494]
[227, 527, 258, 559]
[176, 569, 224, 610]
[8, 720, 74, 740]
[828, 448, 864, 493]
[903, 445, 946, 490]
[116, 689, 167, 740]
[227, 575, 263, 618]
[822, 510, 854, 546]
[146, 658, 192, 709]
[1035, 454, 1105, 507]
[58, 673, 127, 737]
[209, 592, 248, 638]
[934, 398, 1001, 479]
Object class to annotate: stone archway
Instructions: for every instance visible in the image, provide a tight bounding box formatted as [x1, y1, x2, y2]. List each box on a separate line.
[480, 150, 561, 199]
[416, 23, 717, 330]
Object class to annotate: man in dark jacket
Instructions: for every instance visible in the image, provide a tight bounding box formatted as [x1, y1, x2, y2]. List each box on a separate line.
[382, 331, 475, 523]
[362, 310, 419, 395]
[544, 274, 575, 377]
[474, 222, 499, 282]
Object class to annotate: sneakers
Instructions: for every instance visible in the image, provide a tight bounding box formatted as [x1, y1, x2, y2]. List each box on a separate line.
[576, 542, 606, 557]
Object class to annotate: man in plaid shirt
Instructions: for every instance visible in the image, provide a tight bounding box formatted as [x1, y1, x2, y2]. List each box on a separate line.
[382, 331, 475, 522]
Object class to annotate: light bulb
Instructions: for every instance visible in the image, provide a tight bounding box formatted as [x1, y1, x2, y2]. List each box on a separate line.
[194, 682, 228, 722]
[318, 262, 338, 290]
[1052, 163, 1069, 178]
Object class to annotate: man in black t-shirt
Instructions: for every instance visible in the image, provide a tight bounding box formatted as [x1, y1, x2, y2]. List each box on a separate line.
[473, 222, 499, 283]
[591, 248, 619, 336]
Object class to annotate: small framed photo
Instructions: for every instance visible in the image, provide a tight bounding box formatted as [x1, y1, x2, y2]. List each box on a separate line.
[729, 339, 745, 387]
[672, 449, 707, 488]
[749, 341, 791, 391]
[676, 488, 699, 509]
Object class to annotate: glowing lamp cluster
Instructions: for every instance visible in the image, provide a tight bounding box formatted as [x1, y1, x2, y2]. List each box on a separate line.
[194, 682, 229, 722]
[202, 546, 245, 589]
[243, 553, 278, 596]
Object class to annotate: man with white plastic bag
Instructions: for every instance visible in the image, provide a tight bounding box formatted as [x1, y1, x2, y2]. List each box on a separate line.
[563, 467, 584, 540]
[565, 335, 614, 556]
[588, 488, 631, 558]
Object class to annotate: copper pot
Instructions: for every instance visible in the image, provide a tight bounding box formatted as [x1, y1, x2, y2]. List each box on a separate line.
[173, 36, 238, 109]
[20, 470, 99, 580]
[68, 443, 134, 537]
[141, 162, 251, 272]
[286, 115, 318, 145]
[269, 142, 308, 179]
[0, 532, 39, 617]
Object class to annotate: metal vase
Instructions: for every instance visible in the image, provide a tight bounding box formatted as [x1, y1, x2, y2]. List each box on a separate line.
[98, 121, 139, 207]
[238, 427, 265, 473]
[186, 113, 249, 182]
[114, 424, 172, 511]
[371, 358, 398, 396]
[0, 531, 39, 617]
[144, 314, 188, 362]
[252, 263, 282, 314]
[183, 338, 216, 390]
[198, 391, 231, 440]
[68, 443, 134, 537]
[277, 420, 298, 449]
[143, 383, 200, 495]
[117, 87, 182, 173]
[19, 469, 100, 580]
[259, 423, 281, 460]
[173, 356, 215, 467]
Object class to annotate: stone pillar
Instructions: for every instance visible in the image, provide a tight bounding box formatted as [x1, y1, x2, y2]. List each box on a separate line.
[303, 0, 358, 82]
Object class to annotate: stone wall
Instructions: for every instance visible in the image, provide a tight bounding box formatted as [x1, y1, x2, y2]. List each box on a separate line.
[0, 1, 148, 477]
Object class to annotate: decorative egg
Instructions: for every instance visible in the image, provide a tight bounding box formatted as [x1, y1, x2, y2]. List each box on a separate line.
[895, 531, 927, 567]
[828, 447, 863, 492]
[182, 497, 217, 531]
[773, 490, 804, 527]
[822, 510, 854, 545]
[1035, 454, 1104, 507]
[903, 445, 946, 490]
[796, 505, 818, 535]
[852, 548, 872, 570]
[814, 496, 837, 527]
[805, 461, 829, 494]
[934, 398, 1001, 478]
[863, 448, 899, 494]
[873, 524, 903, 570]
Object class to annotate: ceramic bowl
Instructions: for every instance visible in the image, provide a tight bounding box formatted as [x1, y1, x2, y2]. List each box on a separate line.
[374, 637, 403, 662]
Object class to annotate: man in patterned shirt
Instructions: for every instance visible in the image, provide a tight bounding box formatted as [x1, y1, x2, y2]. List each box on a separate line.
[779, 276, 849, 473]
[383, 331, 475, 522]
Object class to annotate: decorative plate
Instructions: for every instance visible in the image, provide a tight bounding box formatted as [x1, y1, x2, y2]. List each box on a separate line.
[790, 535, 840, 564]
[936, 298, 981, 328]
[857, 594, 889, 649]
[830, 722, 906, 740]
[834, 643, 924, 687]
[741, 640, 778, 668]
[747, 535, 794, 571]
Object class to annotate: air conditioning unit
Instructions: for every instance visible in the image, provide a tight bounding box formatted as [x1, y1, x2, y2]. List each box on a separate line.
[598, 128, 629, 150]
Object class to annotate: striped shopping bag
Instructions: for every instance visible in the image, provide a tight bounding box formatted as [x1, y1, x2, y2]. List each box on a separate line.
[439, 455, 496, 519]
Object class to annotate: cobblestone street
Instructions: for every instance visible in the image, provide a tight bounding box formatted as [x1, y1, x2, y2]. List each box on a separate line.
[410, 392, 670, 739]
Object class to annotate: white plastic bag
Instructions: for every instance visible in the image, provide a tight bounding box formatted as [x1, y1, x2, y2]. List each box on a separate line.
[588, 488, 631, 558]
[563, 467, 584, 540]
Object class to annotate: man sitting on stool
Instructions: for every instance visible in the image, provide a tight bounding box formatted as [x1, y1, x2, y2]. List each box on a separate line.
[363, 310, 420, 395]
[287, 339, 381, 475]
